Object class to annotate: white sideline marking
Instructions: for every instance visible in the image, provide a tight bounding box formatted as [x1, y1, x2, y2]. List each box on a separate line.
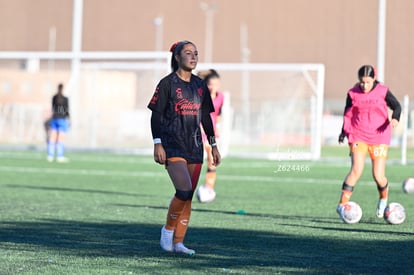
[0, 165, 399, 187]
[0, 152, 150, 164]
[0, 165, 159, 178]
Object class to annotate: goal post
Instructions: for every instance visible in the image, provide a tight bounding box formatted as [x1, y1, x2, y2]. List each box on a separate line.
[401, 95, 410, 165]
[77, 60, 325, 160]
[0, 51, 171, 150]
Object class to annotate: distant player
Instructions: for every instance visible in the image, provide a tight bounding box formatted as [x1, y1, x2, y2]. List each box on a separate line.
[197, 69, 225, 201]
[148, 40, 221, 255]
[47, 83, 70, 162]
[337, 65, 401, 219]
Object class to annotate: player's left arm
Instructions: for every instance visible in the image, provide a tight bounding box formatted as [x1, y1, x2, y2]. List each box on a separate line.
[215, 93, 226, 137]
[65, 97, 71, 128]
[201, 88, 221, 166]
[385, 90, 401, 128]
[201, 111, 221, 166]
[215, 103, 224, 137]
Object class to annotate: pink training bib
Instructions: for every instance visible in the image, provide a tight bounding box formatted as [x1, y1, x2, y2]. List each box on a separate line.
[343, 83, 391, 145]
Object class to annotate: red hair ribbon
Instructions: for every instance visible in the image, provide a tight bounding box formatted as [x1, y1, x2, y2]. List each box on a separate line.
[169, 41, 180, 53]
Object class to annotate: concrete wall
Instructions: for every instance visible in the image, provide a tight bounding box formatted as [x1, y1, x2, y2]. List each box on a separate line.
[1, 0, 413, 103]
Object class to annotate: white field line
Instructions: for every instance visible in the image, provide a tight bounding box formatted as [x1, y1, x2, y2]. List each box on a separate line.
[0, 152, 350, 167]
[3, 151, 396, 167]
[0, 165, 400, 187]
[0, 152, 150, 164]
[0, 165, 158, 178]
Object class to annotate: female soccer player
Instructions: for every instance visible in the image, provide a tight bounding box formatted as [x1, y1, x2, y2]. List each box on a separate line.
[197, 69, 225, 201]
[47, 83, 70, 162]
[337, 65, 401, 219]
[147, 40, 221, 255]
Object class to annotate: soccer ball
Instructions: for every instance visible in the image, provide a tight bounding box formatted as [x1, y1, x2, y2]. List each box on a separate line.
[339, 201, 362, 224]
[196, 185, 216, 203]
[402, 178, 414, 194]
[384, 202, 406, 225]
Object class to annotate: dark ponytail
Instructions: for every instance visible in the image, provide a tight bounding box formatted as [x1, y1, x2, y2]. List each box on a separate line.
[56, 83, 65, 104]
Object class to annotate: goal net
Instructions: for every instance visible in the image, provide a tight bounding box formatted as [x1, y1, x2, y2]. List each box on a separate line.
[196, 63, 325, 160]
[0, 52, 324, 160]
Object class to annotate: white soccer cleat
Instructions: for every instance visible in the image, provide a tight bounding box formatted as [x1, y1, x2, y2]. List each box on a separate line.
[160, 226, 174, 252]
[174, 242, 195, 255]
[376, 199, 387, 218]
[56, 157, 69, 163]
[47, 156, 54, 162]
[336, 204, 344, 221]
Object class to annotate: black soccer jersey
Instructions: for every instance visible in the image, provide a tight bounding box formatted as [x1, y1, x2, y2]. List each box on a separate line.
[148, 72, 214, 163]
[52, 95, 70, 119]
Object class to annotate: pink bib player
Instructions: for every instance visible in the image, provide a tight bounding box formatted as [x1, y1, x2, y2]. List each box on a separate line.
[343, 83, 391, 145]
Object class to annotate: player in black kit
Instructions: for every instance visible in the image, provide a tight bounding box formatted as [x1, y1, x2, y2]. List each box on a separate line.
[148, 40, 221, 255]
[47, 83, 70, 162]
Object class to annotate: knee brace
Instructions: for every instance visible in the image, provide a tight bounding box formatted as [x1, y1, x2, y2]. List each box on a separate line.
[342, 182, 354, 192]
[175, 189, 194, 201]
[377, 182, 388, 191]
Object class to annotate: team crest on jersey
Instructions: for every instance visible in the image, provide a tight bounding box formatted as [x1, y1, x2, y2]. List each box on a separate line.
[176, 88, 183, 99]
[197, 88, 203, 96]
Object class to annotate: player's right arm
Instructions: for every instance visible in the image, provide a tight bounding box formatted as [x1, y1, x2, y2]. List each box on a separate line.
[339, 93, 352, 143]
[150, 111, 166, 164]
[148, 79, 169, 165]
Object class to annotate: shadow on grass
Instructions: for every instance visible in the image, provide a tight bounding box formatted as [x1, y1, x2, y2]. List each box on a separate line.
[5, 184, 150, 198]
[0, 219, 413, 274]
[114, 203, 342, 224]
